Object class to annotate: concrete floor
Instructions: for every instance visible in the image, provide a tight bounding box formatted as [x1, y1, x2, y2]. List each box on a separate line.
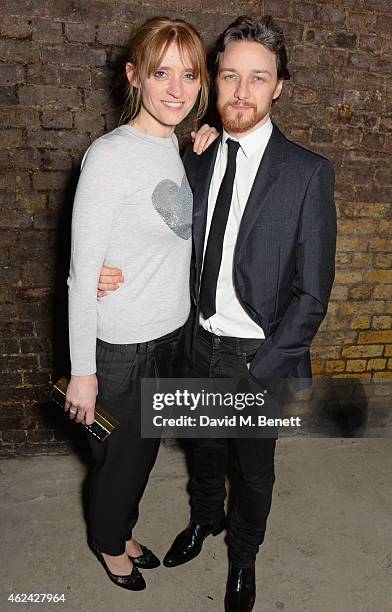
[1, 439, 391, 612]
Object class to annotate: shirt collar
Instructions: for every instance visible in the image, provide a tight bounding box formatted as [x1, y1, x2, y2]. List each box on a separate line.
[222, 117, 273, 159]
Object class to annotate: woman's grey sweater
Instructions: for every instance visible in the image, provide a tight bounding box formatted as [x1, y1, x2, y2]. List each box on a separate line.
[68, 125, 193, 376]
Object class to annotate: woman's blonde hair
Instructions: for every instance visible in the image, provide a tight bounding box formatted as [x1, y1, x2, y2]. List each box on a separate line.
[120, 17, 209, 124]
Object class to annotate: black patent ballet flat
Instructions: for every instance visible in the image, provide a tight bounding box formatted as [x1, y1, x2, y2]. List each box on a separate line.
[88, 537, 146, 591]
[128, 544, 161, 569]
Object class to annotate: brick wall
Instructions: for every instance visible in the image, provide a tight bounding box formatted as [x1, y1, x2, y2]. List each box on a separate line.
[0, 0, 391, 455]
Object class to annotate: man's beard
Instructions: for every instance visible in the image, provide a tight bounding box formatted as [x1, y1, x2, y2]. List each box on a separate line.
[218, 100, 270, 134]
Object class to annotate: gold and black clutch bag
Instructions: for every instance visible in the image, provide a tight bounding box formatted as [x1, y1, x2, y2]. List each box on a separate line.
[50, 377, 119, 441]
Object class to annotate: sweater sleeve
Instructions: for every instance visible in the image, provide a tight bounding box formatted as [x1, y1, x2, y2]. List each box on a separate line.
[67, 137, 124, 375]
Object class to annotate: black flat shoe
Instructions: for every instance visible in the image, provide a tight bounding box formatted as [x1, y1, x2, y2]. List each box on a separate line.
[224, 562, 255, 612]
[163, 518, 225, 568]
[128, 544, 160, 569]
[88, 538, 146, 591]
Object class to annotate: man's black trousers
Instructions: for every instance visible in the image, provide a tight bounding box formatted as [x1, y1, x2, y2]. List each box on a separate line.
[189, 327, 277, 568]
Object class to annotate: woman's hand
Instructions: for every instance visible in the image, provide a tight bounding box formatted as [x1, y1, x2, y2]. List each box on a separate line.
[65, 374, 98, 426]
[97, 265, 124, 298]
[191, 124, 219, 155]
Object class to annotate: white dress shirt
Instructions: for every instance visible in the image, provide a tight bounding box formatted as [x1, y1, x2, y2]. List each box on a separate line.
[200, 118, 273, 338]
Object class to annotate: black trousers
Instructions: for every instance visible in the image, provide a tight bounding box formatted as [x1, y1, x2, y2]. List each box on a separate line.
[86, 327, 181, 556]
[189, 327, 277, 568]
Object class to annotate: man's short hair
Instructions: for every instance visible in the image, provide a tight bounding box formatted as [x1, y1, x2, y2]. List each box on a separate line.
[215, 15, 290, 81]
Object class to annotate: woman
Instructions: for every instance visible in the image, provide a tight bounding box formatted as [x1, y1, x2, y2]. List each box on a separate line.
[65, 17, 210, 591]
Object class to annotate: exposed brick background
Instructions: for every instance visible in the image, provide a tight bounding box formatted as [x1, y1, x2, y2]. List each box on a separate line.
[0, 0, 391, 455]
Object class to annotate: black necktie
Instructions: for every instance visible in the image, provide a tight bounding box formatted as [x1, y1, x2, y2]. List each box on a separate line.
[199, 138, 240, 320]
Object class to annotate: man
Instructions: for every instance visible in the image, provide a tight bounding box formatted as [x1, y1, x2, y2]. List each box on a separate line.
[98, 16, 336, 612]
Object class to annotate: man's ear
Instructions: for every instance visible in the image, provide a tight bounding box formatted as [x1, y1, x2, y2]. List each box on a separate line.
[273, 78, 283, 101]
[126, 62, 139, 88]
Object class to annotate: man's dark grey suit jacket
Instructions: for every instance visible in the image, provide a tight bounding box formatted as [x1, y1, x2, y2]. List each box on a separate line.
[182, 122, 337, 389]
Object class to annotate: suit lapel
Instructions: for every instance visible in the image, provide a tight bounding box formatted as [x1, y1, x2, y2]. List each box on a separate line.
[191, 123, 288, 275]
[192, 135, 221, 266]
[235, 123, 288, 255]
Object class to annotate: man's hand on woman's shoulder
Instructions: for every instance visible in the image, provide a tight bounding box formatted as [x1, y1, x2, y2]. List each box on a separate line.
[191, 124, 219, 155]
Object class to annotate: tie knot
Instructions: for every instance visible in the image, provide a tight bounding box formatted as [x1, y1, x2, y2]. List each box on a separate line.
[226, 138, 240, 159]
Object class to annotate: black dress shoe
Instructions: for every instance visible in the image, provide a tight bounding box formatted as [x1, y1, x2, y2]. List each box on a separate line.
[128, 544, 160, 569]
[88, 538, 146, 591]
[224, 562, 256, 612]
[163, 518, 224, 568]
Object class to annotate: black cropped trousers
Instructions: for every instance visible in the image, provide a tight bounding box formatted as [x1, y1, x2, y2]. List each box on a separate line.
[86, 327, 180, 556]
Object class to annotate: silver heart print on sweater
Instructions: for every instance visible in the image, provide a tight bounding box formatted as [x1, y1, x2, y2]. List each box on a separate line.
[151, 174, 193, 240]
